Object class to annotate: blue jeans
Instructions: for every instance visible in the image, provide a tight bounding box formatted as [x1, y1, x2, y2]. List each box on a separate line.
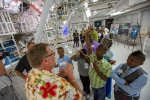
[92, 86, 106, 100]
[105, 77, 112, 97]
[105, 35, 109, 39]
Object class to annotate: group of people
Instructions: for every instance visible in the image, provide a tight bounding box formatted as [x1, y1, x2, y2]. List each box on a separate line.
[73, 28, 85, 47]
[0, 25, 148, 100]
[73, 25, 110, 48]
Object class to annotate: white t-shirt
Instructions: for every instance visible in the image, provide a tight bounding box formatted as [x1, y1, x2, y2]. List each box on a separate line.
[98, 32, 101, 37]
[104, 28, 109, 35]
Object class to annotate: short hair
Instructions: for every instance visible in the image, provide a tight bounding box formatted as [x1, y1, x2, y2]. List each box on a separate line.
[81, 49, 87, 55]
[105, 39, 113, 48]
[27, 43, 49, 68]
[130, 50, 146, 62]
[57, 47, 64, 51]
[97, 44, 108, 51]
[27, 42, 35, 47]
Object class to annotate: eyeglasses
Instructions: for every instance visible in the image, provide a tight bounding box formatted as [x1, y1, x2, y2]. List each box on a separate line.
[44, 52, 55, 58]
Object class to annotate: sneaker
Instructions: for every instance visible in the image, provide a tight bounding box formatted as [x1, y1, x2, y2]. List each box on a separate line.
[107, 94, 111, 99]
[86, 94, 90, 100]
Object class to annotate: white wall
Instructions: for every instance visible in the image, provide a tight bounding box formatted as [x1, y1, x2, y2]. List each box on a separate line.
[113, 13, 138, 25]
[141, 9, 150, 26]
[113, 9, 150, 27]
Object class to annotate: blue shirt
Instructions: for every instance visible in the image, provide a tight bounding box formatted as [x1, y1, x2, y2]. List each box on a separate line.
[112, 63, 148, 97]
[57, 55, 73, 70]
[104, 50, 115, 60]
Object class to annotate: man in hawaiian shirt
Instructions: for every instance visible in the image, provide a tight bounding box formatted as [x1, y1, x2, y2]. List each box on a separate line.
[25, 43, 82, 100]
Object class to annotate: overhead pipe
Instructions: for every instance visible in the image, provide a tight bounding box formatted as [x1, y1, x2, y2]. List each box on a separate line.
[112, 0, 125, 9]
[112, 0, 150, 17]
[89, 0, 119, 18]
[112, 4, 150, 18]
[91, 5, 114, 11]
[91, 0, 150, 20]
[51, 0, 65, 14]
[88, 0, 119, 7]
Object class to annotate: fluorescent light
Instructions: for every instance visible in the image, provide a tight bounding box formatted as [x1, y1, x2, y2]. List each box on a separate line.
[111, 11, 124, 16]
[93, 0, 98, 2]
[86, 8, 91, 18]
[84, 2, 88, 7]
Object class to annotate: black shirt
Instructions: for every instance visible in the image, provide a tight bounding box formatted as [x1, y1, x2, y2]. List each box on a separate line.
[15, 55, 31, 73]
[80, 34, 85, 40]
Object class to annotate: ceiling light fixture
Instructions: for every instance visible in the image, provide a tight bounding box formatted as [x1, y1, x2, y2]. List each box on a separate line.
[86, 8, 91, 18]
[110, 11, 124, 16]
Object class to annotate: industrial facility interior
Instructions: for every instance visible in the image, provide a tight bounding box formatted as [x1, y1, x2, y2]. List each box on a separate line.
[0, 0, 150, 100]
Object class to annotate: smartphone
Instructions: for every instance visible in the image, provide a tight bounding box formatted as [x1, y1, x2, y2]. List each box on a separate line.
[60, 62, 66, 69]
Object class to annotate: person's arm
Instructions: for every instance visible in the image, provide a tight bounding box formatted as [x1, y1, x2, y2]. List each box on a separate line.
[14, 70, 26, 79]
[65, 63, 82, 94]
[71, 53, 79, 61]
[0, 60, 6, 76]
[15, 61, 26, 79]
[95, 41, 100, 47]
[85, 25, 93, 55]
[112, 64, 127, 84]
[116, 74, 148, 95]
[93, 60, 108, 81]
[80, 50, 90, 62]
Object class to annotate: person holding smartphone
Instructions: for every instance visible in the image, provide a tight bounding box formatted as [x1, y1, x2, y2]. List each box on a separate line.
[57, 47, 73, 81]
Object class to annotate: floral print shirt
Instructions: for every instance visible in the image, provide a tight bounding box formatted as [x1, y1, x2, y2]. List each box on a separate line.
[25, 68, 82, 100]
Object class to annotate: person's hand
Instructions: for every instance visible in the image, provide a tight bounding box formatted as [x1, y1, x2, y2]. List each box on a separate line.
[85, 25, 93, 34]
[109, 60, 116, 65]
[93, 60, 99, 72]
[64, 62, 74, 79]
[58, 68, 66, 77]
[78, 50, 82, 54]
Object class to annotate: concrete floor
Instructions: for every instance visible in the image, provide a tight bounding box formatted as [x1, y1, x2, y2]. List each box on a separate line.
[11, 41, 150, 100]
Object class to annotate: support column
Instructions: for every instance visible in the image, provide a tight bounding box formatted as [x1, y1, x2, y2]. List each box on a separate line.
[35, 0, 54, 43]
[138, 11, 143, 51]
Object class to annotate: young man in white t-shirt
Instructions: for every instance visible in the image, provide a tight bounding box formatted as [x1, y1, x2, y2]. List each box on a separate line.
[102, 26, 110, 39]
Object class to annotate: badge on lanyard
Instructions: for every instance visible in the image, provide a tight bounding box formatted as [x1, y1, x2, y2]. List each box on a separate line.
[84, 63, 89, 69]
[91, 45, 95, 48]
